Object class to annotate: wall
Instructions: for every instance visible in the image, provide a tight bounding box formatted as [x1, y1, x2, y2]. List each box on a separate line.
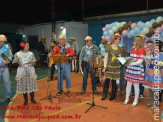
[24, 22, 88, 53]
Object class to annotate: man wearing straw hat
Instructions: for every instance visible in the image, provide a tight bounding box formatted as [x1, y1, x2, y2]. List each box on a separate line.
[0, 34, 13, 102]
[49, 35, 75, 95]
[79, 36, 101, 95]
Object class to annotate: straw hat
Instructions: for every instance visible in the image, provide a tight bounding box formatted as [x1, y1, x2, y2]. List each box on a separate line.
[0, 34, 7, 41]
[70, 37, 75, 41]
[85, 36, 92, 41]
[58, 35, 66, 40]
[41, 37, 46, 40]
[139, 34, 146, 40]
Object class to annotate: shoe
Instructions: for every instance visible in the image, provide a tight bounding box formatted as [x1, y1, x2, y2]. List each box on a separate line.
[30, 92, 37, 104]
[57, 90, 62, 96]
[101, 79, 109, 100]
[140, 95, 144, 99]
[23, 93, 28, 105]
[7, 97, 14, 102]
[67, 90, 72, 94]
[132, 100, 138, 107]
[94, 90, 99, 95]
[124, 99, 129, 105]
[130, 92, 135, 96]
[80, 90, 85, 95]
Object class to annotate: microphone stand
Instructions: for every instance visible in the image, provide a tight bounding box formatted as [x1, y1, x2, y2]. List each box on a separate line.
[40, 57, 54, 104]
[85, 41, 107, 113]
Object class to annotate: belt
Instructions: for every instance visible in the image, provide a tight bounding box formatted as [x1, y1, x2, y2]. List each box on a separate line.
[0, 65, 7, 68]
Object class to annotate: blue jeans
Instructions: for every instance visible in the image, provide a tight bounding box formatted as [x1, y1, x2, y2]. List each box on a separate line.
[120, 66, 126, 91]
[82, 61, 96, 91]
[57, 63, 71, 90]
[0, 67, 11, 98]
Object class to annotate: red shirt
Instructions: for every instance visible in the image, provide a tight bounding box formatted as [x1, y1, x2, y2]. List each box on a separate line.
[51, 43, 75, 57]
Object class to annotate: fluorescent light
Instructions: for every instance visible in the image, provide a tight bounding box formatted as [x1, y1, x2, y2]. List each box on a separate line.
[60, 26, 64, 29]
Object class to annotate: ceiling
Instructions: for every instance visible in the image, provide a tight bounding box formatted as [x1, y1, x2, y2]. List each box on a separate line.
[0, 0, 162, 25]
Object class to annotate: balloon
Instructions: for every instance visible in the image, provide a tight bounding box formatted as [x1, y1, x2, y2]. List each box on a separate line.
[135, 27, 141, 34]
[137, 21, 142, 26]
[158, 21, 163, 26]
[102, 27, 107, 32]
[122, 30, 128, 37]
[121, 22, 126, 27]
[146, 32, 152, 38]
[161, 25, 163, 31]
[130, 30, 135, 36]
[102, 36, 105, 40]
[101, 40, 107, 44]
[156, 16, 163, 23]
[109, 30, 114, 36]
[128, 21, 133, 28]
[150, 19, 155, 24]
[161, 32, 163, 37]
[142, 27, 149, 34]
[152, 22, 159, 29]
[99, 44, 104, 48]
[146, 21, 152, 28]
[107, 41, 111, 45]
[155, 27, 161, 34]
[131, 23, 137, 29]
[149, 28, 155, 35]
[105, 36, 111, 42]
[101, 48, 105, 53]
[139, 23, 146, 29]
[105, 24, 109, 30]
[118, 27, 123, 34]
[104, 31, 109, 36]
[127, 33, 132, 38]
[112, 26, 118, 32]
[117, 23, 121, 27]
[122, 24, 128, 30]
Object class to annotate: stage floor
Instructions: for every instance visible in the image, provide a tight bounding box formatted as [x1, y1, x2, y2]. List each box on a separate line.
[3, 72, 163, 122]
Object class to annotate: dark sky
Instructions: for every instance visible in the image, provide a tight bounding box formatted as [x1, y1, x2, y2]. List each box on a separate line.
[0, 0, 162, 25]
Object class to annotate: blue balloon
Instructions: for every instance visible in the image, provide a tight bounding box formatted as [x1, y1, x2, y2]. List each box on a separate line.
[127, 33, 132, 38]
[150, 19, 155, 24]
[99, 44, 104, 48]
[130, 30, 135, 36]
[101, 48, 105, 53]
[104, 31, 109, 36]
[135, 27, 141, 33]
[161, 32, 163, 38]
[139, 23, 146, 29]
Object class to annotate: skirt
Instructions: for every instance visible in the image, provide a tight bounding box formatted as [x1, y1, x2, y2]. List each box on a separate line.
[125, 65, 144, 83]
[16, 70, 38, 93]
[143, 67, 163, 89]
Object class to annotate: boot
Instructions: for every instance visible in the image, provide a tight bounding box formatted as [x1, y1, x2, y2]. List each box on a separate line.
[23, 93, 28, 105]
[101, 79, 110, 100]
[109, 80, 117, 101]
[30, 92, 37, 104]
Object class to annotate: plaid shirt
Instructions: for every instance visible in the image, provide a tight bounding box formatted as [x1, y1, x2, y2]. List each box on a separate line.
[79, 44, 101, 65]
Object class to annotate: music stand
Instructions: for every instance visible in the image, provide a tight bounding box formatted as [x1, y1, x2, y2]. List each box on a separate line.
[85, 43, 107, 113]
[52, 54, 70, 101]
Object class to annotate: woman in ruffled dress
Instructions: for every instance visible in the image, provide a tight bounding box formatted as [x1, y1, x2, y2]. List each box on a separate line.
[13, 42, 38, 105]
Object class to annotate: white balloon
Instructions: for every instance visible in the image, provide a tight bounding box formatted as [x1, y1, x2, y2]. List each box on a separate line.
[146, 21, 152, 28]
[156, 16, 163, 23]
[112, 26, 118, 32]
[109, 30, 114, 36]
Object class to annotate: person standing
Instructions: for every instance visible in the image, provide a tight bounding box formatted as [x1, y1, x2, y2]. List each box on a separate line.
[13, 42, 38, 105]
[101, 33, 122, 101]
[49, 35, 75, 95]
[0, 34, 13, 102]
[79, 36, 101, 95]
[37, 37, 47, 69]
[49, 40, 57, 81]
[124, 36, 145, 107]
